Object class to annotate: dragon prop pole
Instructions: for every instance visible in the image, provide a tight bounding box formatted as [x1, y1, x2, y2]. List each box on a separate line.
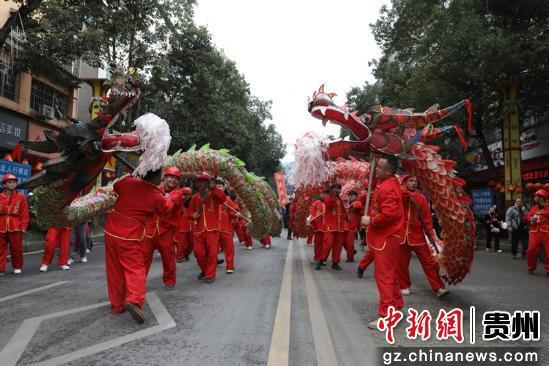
[362, 154, 377, 224]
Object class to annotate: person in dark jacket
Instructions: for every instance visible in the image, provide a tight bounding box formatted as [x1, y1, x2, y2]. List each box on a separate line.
[484, 204, 502, 252]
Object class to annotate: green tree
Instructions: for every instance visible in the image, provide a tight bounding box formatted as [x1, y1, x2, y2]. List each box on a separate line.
[354, 0, 549, 176]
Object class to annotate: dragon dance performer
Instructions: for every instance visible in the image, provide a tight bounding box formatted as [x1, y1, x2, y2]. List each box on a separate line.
[104, 169, 174, 323]
[216, 178, 237, 273]
[344, 190, 362, 262]
[260, 235, 272, 249]
[361, 157, 404, 328]
[396, 175, 449, 298]
[525, 189, 549, 275]
[0, 173, 29, 275]
[189, 172, 227, 283]
[315, 183, 347, 271]
[143, 167, 184, 290]
[307, 190, 327, 263]
[40, 226, 71, 272]
[175, 187, 194, 262]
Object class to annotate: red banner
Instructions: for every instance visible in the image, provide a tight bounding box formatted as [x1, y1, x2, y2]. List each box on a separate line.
[274, 171, 288, 206]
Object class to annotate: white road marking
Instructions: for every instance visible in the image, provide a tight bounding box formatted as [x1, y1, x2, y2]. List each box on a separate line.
[0, 281, 68, 304]
[0, 292, 175, 366]
[298, 239, 339, 366]
[267, 239, 293, 366]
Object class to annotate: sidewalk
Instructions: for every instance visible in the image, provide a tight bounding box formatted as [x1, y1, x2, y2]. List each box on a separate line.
[22, 234, 105, 253]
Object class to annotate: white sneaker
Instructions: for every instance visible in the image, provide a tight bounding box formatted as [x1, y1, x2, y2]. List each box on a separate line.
[40, 264, 48, 272]
[436, 288, 450, 298]
[81, 257, 88, 263]
[401, 288, 410, 295]
[265, 245, 271, 249]
[367, 320, 379, 330]
[86, 248, 91, 253]
[68, 258, 75, 265]
[245, 246, 252, 250]
[497, 250, 502, 253]
[60, 265, 71, 271]
[13, 269, 22, 275]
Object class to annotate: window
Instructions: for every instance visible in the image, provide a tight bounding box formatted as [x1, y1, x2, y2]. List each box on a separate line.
[0, 60, 19, 101]
[30, 79, 68, 118]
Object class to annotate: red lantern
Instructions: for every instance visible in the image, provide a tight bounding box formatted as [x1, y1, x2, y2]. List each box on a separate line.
[3, 154, 13, 162]
[516, 187, 523, 193]
[33, 161, 43, 172]
[495, 182, 503, 190]
[508, 183, 515, 192]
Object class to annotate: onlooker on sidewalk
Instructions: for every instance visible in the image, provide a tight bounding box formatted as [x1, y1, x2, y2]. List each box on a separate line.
[505, 198, 529, 259]
[485, 204, 502, 252]
[73, 221, 88, 263]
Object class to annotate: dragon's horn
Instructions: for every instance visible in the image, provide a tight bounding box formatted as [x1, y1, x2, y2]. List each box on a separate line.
[319, 84, 325, 93]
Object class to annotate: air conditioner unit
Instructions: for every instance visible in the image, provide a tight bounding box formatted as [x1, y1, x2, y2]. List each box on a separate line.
[38, 104, 56, 120]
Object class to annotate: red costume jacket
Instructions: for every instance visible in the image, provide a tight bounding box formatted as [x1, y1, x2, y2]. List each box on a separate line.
[104, 176, 174, 241]
[323, 195, 347, 232]
[180, 203, 192, 232]
[219, 196, 238, 234]
[402, 189, 433, 245]
[188, 187, 227, 233]
[366, 176, 404, 250]
[309, 199, 326, 232]
[525, 205, 549, 233]
[145, 187, 183, 237]
[347, 200, 363, 231]
[0, 191, 29, 233]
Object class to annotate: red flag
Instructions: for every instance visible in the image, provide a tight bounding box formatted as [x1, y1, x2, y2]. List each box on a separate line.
[10, 143, 22, 162]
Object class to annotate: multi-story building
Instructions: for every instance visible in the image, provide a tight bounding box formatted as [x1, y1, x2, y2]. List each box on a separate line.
[0, 1, 80, 169]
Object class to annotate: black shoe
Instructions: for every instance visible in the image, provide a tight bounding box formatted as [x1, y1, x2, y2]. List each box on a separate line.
[124, 302, 145, 324]
[356, 267, 364, 278]
[315, 261, 322, 270]
[286, 237, 291, 240]
[353, 249, 357, 255]
[198, 272, 205, 280]
[217, 258, 225, 265]
[205, 278, 215, 284]
[176, 258, 184, 263]
[331, 263, 342, 270]
[346, 259, 355, 263]
[321, 261, 327, 267]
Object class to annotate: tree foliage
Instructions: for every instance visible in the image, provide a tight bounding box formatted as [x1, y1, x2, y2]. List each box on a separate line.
[349, 0, 549, 176]
[8, 0, 285, 179]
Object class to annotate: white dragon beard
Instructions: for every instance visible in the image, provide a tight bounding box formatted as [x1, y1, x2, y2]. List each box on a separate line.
[290, 131, 333, 187]
[132, 113, 172, 177]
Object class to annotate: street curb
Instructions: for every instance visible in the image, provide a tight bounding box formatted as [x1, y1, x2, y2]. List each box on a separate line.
[22, 234, 105, 253]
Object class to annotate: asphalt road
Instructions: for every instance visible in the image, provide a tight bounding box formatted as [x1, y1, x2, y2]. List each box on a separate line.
[0, 231, 548, 365]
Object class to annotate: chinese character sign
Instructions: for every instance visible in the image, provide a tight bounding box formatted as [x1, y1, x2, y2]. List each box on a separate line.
[471, 188, 492, 216]
[0, 160, 31, 196]
[0, 109, 28, 149]
[274, 171, 288, 206]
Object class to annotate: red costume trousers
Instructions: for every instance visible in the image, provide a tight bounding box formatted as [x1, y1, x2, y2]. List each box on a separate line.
[143, 230, 177, 286]
[358, 248, 375, 271]
[235, 225, 252, 247]
[373, 236, 404, 317]
[194, 231, 220, 280]
[104, 234, 147, 312]
[527, 232, 549, 273]
[313, 232, 323, 261]
[319, 231, 346, 264]
[219, 232, 235, 270]
[0, 231, 23, 271]
[260, 235, 271, 246]
[396, 242, 444, 291]
[344, 230, 357, 260]
[175, 231, 193, 260]
[42, 227, 70, 266]
[306, 230, 314, 245]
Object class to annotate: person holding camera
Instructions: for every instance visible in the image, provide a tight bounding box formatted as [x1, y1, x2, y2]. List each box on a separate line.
[505, 198, 529, 259]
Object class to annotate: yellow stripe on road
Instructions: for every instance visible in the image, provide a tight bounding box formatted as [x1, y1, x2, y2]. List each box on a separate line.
[267, 239, 293, 366]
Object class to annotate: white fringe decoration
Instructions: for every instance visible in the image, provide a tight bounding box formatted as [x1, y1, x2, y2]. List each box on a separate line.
[290, 132, 333, 187]
[132, 113, 171, 177]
